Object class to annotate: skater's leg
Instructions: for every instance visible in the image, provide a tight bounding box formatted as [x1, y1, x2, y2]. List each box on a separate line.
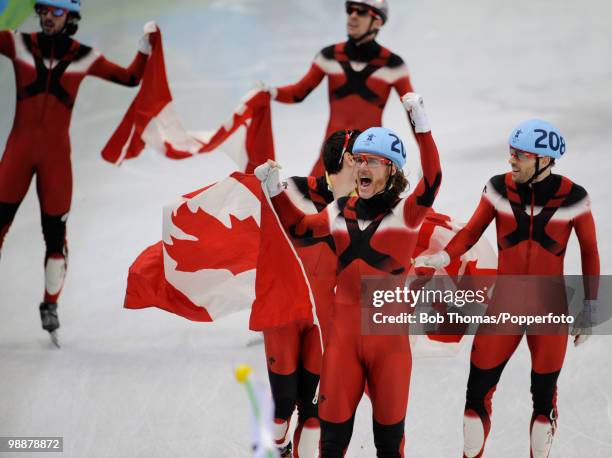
[37, 147, 72, 305]
[264, 324, 301, 449]
[319, 331, 365, 457]
[294, 324, 322, 458]
[0, 141, 35, 255]
[527, 334, 568, 458]
[367, 335, 411, 458]
[463, 335, 522, 457]
[0, 202, 20, 254]
[40, 212, 68, 304]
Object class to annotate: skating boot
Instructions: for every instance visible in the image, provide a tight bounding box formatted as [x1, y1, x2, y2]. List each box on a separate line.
[39, 302, 60, 348]
[278, 442, 292, 458]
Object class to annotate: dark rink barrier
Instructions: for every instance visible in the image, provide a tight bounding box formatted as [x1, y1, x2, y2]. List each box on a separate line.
[360, 275, 609, 336]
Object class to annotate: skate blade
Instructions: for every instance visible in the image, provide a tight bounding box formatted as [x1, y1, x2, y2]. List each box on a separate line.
[49, 331, 61, 348]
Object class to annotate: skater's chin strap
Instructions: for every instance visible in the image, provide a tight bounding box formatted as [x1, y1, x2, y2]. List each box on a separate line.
[350, 16, 380, 44]
[526, 156, 552, 186]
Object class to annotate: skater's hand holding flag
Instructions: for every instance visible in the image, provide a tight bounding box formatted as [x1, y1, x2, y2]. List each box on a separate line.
[101, 25, 275, 172]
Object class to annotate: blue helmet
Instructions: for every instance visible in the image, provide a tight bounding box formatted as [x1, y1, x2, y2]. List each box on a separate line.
[35, 0, 80, 13]
[353, 127, 406, 169]
[508, 119, 566, 159]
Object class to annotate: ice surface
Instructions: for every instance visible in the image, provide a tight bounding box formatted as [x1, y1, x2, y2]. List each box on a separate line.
[1, 1, 611, 456]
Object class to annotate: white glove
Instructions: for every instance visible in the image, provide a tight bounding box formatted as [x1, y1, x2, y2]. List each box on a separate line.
[401, 92, 431, 133]
[412, 250, 450, 270]
[254, 81, 278, 100]
[138, 21, 157, 55]
[254, 160, 284, 197]
[572, 299, 598, 347]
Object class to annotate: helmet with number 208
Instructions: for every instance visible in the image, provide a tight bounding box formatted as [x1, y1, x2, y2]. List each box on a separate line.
[508, 119, 566, 159]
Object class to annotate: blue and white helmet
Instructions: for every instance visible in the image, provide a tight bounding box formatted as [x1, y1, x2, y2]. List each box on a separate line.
[35, 0, 81, 13]
[353, 127, 406, 169]
[508, 119, 566, 159]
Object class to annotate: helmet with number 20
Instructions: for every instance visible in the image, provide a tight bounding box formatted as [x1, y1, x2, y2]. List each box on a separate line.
[508, 119, 566, 159]
[353, 127, 406, 169]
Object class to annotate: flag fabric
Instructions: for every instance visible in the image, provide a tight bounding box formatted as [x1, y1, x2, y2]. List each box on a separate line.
[101, 27, 274, 173]
[414, 211, 497, 277]
[413, 211, 498, 345]
[124, 172, 312, 330]
[0, 0, 35, 29]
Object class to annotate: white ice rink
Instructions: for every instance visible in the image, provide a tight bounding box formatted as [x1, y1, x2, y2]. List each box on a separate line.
[1, 0, 611, 456]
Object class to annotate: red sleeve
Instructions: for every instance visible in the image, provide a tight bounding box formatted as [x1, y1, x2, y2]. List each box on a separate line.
[88, 51, 148, 87]
[0, 30, 16, 59]
[393, 74, 413, 97]
[393, 68, 416, 133]
[573, 202, 600, 299]
[445, 193, 496, 259]
[275, 61, 325, 104]
[271, 191, 331, 238]
[402, 132, 442, 227]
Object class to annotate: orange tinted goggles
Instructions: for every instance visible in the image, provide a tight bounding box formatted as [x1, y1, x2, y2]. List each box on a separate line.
[509, 148, 539, 160]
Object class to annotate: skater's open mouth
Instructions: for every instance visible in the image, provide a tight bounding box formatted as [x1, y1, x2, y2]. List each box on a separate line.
[359, 177, 372, 187]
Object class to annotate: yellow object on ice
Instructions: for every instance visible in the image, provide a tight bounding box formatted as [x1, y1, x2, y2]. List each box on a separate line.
[234, 364, 252, 384]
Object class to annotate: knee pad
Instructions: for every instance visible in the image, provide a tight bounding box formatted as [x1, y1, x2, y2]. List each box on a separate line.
[531, 370, 560, 420]
[297, 364, 320, 422]
[41, 212, 68, 255]
[465, 361, 507, 418]
[320, 416, 354, 458]
[372, 418, 405, 458]
[268, 369, 298, 421]
[0, 201, 20, 248]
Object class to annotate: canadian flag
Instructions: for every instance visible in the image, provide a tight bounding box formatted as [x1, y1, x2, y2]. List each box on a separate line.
[413, 211, 497, 345]
[101, 26, 274, 173]
[124, 173, 314, 331]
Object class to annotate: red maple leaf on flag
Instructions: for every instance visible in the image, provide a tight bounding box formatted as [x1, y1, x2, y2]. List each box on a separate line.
[164, 203, 260, 276]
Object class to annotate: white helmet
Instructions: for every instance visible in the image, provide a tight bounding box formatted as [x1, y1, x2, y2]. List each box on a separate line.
[346, 0, 388, 24]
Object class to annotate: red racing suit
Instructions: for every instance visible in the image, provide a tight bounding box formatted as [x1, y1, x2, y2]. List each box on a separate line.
[275, 39, 413, 176]
[271, 132, 441, 457]
[444, 172, 600, 457]
[0, 30, 147, 303]
[262, 175, 336, 453]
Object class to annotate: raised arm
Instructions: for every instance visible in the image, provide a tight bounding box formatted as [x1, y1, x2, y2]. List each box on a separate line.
[88, 52, 147, 86]
[400, 94, 442, 228]
[391, 55, 415, 130]
[274, 52, 326, 104]
[87, 22, 154, 86]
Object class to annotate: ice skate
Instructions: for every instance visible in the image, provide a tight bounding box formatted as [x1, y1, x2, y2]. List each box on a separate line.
[39, 302, 60, 348]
